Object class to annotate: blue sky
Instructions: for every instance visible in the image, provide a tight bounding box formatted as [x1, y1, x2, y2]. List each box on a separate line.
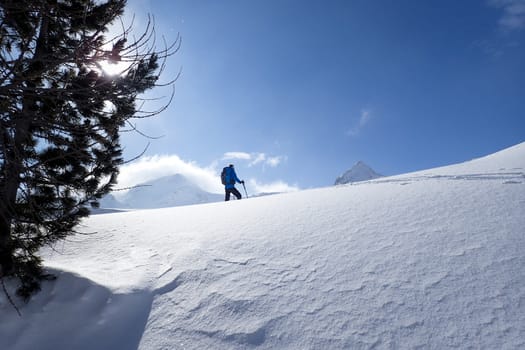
[114, 0, 524, 194]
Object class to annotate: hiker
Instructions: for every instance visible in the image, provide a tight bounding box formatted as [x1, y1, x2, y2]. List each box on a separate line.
[221, 164, 244, 201]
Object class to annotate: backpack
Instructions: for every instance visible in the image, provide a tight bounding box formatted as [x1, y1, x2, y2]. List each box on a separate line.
[221, 167, 228, 185]
[221, 167, 234, 185]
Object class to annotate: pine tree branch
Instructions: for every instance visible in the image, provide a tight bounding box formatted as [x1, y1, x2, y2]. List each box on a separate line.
[1, 277, 21, 317]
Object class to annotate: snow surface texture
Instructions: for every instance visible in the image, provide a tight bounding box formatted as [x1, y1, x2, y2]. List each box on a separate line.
[1, 142, 524, 349]
[334, 161, 383, 185]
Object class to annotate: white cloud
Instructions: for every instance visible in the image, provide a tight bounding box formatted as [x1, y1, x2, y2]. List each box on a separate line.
[248, 179, 300, 194]
[222, 152, 252, 161]
[116, 154, 223, 195]
[222, 151, 287, 168]
[347, 109, 372, 137]
[266, 156, 285, 167]
[250, 153, 267, 166]
[114, 153, 296, 198]
[489, 0, 525, 31]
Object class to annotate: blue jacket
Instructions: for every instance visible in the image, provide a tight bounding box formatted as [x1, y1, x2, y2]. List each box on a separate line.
[224, 166, 241, 189]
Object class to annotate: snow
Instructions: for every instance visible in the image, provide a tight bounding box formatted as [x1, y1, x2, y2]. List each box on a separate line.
[1, 142, 525, 349]
[334, 161, 383, 185]
[100, 174, 223, 209]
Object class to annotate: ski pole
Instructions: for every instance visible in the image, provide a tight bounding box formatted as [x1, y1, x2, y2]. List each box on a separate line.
[242, 181, 248, 198]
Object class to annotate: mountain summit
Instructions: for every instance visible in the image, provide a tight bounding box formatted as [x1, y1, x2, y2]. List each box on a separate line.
[334, 161, 383, 185]
[100, 174, 222, 209]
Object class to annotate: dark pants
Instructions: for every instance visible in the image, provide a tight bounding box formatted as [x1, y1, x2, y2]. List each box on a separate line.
[225, 187, 242, 201]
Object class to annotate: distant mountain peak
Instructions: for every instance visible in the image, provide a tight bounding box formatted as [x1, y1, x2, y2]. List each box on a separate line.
[334, 161, 383, 185]
[100, 173, 223, 209]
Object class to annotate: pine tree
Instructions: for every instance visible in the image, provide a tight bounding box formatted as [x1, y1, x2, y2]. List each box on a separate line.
[0, 0, 177, 299]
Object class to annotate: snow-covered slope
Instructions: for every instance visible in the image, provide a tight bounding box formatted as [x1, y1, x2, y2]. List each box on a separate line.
[100, 174, 223, 209]
[334, 161, 383, 184]
[1, 142, 524, 349]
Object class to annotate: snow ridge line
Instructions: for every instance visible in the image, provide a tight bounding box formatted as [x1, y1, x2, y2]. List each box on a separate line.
[346, 171, 525, 186]
[153, 272, 185, 296]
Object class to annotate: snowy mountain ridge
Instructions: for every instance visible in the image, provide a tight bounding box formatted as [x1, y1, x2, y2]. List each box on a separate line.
[99, 161, 382, 211]
[100, 174, 223, 209]
[1, 142, 524, 350]
[334, 160, 383, 185]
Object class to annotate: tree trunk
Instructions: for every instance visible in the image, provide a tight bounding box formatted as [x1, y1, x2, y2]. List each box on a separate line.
[0, 10, 49, 276]
[0, 115, 32, 275]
